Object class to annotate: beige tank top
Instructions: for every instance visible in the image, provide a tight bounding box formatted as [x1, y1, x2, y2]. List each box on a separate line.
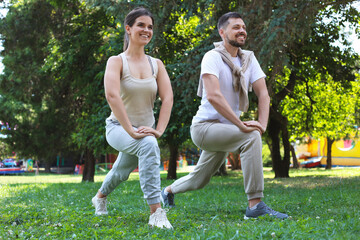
[108, 53, 158, 127]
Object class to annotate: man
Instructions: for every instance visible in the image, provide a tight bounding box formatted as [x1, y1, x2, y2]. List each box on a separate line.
[161, 12, 288, 219]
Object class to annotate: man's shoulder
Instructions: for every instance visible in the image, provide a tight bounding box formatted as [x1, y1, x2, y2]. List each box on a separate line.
[205, 48, 221, 56]
[203, 49, 223, 62]
[241, 49, 254, 57]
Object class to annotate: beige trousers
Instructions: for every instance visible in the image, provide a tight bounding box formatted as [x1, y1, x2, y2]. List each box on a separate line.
[171, 121, 264, 200]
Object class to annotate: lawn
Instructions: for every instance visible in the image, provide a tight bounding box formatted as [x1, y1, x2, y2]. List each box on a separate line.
[1, 168, 359, 239]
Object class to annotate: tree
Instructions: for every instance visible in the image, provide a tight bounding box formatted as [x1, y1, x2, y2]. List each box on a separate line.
[2, 0, 358, 181]
[253, 1, 360, 177]
[280, 4, 360, 171]
[283, 75, 359, 169]
[90, 0, 360, 179]
[0, 0, 113, 177]
[44, 1, 114, 181]
[0, 0, 76, 171]
[228, 152, 241, 170]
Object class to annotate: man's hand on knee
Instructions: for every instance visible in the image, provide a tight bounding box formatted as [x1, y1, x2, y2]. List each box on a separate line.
[243, 121, 265, 135]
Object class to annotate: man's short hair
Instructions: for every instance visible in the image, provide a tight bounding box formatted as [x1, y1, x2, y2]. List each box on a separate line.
[217, 12, 243, 30]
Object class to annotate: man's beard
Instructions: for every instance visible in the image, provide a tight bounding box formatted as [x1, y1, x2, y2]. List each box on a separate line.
[226, 35, 245, 48]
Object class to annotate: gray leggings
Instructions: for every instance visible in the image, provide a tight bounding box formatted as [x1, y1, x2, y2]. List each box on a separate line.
[171, 121, 264, 200]
[99, 119, 161, 205]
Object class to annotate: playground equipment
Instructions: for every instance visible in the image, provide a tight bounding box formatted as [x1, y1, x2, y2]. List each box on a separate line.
[0, 158, 30, 175]
[297, 136, 360, 167]
[0, 167, 25, 174]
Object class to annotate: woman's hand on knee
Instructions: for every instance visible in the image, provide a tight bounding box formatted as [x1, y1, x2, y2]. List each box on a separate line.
[136, 126, 162, 138]
[130, 130, 155, 139]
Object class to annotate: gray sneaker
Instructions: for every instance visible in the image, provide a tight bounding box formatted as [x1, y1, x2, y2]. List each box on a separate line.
[244, 201, 288, 219]
[160, 187, 175, 208]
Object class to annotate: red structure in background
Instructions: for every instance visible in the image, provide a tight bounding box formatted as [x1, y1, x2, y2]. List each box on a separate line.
[106, 154, 117, 169]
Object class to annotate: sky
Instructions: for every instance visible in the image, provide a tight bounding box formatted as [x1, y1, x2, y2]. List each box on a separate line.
[333, 1, 360, 54]
[0, 2, 359, 74]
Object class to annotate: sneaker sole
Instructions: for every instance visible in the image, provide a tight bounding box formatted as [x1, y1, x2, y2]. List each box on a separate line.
[244, 214, 288, 220]
[160, 193, 165, 206]
[95, 212, 108, 215]
[148, 223, 173, 229]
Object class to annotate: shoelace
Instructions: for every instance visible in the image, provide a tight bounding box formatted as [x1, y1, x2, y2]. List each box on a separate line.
[154, 209, 168, 223]
[264, 205, 279, 216]
[98, 199, 107, 211]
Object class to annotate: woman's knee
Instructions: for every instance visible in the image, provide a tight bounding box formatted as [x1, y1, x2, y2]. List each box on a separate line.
[110, 170, 131, 182]
[142, 136, 158, 146]
[138, 136, 160, 160]
[140, 136, 159, 151]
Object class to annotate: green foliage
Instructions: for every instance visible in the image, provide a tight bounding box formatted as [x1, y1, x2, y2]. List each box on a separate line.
[280, 4, 360, 143]
[0, 140, 12, 158]
[0, 0, 74, 164]
[262, 142, 272, 167]
[282, 73, 359, 142]
[1, 0, 359, 178]
[263, 1, 360, 176]
[1, 169, 360, 239]
[0, 0, 114, 164]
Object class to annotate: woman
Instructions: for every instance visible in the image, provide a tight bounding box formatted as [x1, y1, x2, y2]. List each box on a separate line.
[92, 7, 173, 229]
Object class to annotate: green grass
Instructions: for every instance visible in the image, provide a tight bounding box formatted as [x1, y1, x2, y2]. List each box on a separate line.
[1, 168, 359, 239]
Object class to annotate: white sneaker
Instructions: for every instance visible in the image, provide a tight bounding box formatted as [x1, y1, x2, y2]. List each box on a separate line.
[92, 195, 108, 215]
[148, 208, 173, 229]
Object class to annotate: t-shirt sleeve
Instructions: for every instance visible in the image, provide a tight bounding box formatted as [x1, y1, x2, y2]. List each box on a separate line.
[200, 51, 222, 80]
[249, 54, 266, 84]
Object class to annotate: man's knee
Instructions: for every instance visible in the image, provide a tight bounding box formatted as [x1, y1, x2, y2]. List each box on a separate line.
[249, 131, 261, 144]
[192, 180, 209, 190]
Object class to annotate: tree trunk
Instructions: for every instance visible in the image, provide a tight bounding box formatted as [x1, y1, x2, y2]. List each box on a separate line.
[268, 116, 282, 177]
[82, 148, 95, 182]
[268, 115, 289, 178]
[267, 69, 298, 177]
[214, 160, 228, 176]
[228, 152, 241, 170]
[167, 144, 178, 179]
[290, 144, 299, 169]
[44, 160, 51, 173]
[326, 137, 334, 170]
[281, 125, 291, 177]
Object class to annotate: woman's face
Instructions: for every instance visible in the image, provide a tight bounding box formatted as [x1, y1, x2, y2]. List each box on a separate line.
[126, 16, 153, 46]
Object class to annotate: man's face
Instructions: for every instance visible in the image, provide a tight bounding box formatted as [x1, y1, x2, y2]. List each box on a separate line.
[221, 18, 247, 47]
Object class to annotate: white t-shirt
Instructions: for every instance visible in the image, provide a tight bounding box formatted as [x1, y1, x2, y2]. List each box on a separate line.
[192, 50, 266, 124]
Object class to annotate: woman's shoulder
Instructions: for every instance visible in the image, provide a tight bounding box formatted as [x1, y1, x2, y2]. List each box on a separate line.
[108, 54, 123, 63]
[106, 55, 124, 68]
[154, 58, 164, 67]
